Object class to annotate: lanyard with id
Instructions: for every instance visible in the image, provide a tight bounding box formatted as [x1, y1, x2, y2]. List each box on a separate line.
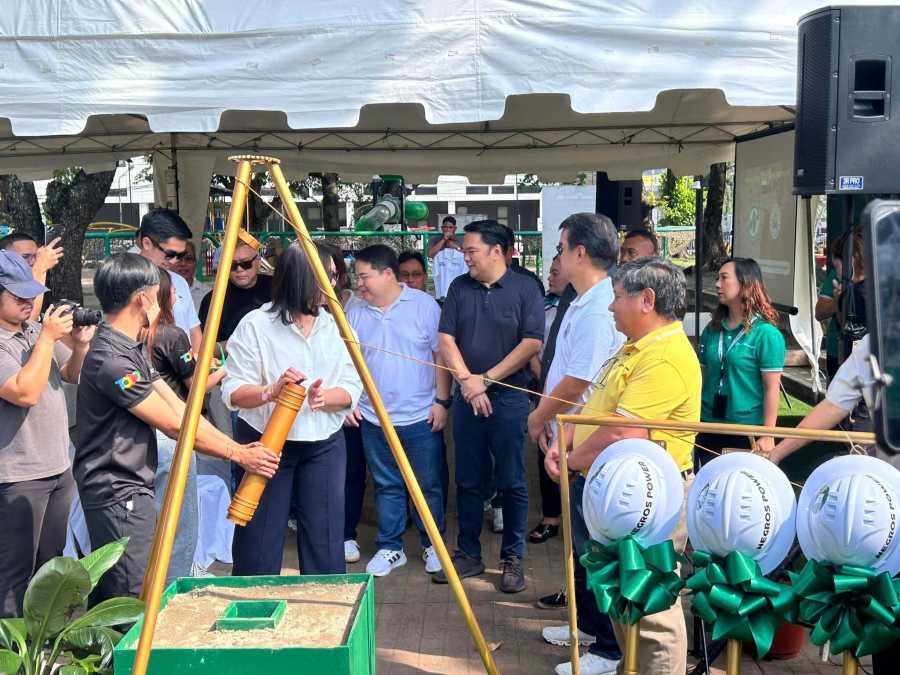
[712, 319, 753, 418]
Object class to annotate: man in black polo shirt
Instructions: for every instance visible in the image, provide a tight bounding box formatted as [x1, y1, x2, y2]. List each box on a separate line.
[198, 239, 272, 345]
[75, 253, 278, 604]
[434, 219, 544, 593]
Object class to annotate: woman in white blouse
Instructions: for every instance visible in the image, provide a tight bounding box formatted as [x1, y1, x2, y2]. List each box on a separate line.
[223, 242, 363, 575]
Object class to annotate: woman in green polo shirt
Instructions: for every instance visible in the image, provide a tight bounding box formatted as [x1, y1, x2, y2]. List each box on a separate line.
[696, 257, 785, 468]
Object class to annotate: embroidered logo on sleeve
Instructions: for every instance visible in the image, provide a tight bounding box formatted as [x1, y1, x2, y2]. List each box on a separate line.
[180, 352, 194, 364]
[115, 370, 143, 391]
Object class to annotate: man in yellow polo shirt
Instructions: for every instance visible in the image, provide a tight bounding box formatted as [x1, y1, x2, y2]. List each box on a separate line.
[545, 257, 701, 675]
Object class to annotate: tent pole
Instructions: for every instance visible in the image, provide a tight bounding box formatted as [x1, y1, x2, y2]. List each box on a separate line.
[694, 174, 705, 339]
[267, 159, 499, 675]
[133, 156, 255, 675]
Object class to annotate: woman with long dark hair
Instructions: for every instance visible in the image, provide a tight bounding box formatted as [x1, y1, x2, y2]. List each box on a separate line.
[142, 268, 226, 579]
[222, 242, 362, 575]
[695, 257, 785, 468]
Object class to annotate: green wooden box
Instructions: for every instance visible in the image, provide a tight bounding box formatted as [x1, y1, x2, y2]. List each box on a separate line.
[114, 574, 375, 674]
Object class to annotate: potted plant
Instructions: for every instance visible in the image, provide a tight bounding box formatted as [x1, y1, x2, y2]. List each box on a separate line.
[0, 538, 143, 675]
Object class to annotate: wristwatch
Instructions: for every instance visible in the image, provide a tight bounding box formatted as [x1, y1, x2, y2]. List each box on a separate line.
[434, 397, 452, 409]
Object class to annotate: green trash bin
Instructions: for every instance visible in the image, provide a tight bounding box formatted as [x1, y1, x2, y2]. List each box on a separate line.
[114, 574, 375, 674]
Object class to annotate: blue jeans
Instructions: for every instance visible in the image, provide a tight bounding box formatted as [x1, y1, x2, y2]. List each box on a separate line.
[361, 419, 445, 551]
[453, 388, 529, 561]
[571, 476, 622, 660]
[154, 430, 199, 581]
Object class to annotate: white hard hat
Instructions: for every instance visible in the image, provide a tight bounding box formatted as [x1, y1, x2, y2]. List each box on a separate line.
[686, 452, 797, 575]
[582, 439, 683, 546]
[797, 455, 900, 575]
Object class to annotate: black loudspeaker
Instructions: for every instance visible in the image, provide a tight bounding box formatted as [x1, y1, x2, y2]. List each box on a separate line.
[594, 172, 642, 229]
[794, 6, 900, 195]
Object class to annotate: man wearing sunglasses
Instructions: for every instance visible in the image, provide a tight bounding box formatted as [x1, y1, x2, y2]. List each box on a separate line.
[198, 240, 272, 349]
[131, 208, 202, 353]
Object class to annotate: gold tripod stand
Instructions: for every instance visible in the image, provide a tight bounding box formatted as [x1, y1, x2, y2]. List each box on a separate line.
[132, 155, 499, 675]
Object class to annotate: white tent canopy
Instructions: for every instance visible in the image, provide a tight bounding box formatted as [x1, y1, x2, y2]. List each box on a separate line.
[3, 0, 879, 186]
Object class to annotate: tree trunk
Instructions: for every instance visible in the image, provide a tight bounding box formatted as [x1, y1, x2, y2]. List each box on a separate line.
[0, 175, 44, 242]
[44, 169, 116, 303]
[322, 172, 340, 231]
[701, 162, 729, 271]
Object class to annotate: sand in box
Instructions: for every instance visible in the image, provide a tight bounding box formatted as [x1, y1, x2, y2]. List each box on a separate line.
[151, 582, 365, 649]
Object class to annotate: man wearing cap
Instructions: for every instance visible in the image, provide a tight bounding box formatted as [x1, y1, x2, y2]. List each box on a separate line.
[0, 251, 94, 617]
[546, 257, 701, 675]
[0, 231, 64, 320]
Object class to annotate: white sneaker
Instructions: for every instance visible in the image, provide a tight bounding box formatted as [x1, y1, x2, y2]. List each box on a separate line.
[492, 507, 504, 533]
[554, 652, 620, 675]
[344, 539, 361, 563]
[365, 549, 407, 577]
[422, 546, 441, 574]
[190, 562, 214, 578]
[542, 624, 596, 647]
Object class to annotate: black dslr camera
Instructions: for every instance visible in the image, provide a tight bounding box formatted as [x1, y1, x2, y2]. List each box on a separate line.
[56, 299, 101, 327]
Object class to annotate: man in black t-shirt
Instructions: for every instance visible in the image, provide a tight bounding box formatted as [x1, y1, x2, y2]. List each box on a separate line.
[198, 241, 272, 344]
[75, 253, 278, 605]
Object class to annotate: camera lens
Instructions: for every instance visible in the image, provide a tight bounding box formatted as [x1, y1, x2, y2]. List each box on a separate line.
[72, 307, 102, 327]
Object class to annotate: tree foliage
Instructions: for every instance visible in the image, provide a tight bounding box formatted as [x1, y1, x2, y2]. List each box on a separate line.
[657, 170, 696, 227]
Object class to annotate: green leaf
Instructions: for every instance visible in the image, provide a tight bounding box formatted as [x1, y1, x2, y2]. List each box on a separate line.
[0, 648, 23, 674]
[78, 540, 129, 593]
[0, 619, 26, 651]
[23, 557, 90, 651]
[63, 598, 143, 635]
[58, 665, 87, 675]
[65, 628, 121, 670]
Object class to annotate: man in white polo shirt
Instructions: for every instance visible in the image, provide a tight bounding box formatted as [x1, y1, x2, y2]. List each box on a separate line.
[526, 212, 626, 675]
[346, 245, 452, 577]
[131, 208, 202, 352]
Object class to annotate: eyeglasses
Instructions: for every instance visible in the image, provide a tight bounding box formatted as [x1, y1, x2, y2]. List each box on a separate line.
[150, 239, 187, 261]
[230, 255, 258, 271]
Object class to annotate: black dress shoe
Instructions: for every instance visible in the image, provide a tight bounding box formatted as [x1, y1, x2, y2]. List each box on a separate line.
[528, 523, 560, 543]
[536, 589, 567, 610]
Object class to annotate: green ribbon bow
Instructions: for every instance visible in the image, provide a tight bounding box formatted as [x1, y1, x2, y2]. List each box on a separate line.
[790, 559, 900, 657]
[580, 536, 683, 625]
[686, 550, 795, 658]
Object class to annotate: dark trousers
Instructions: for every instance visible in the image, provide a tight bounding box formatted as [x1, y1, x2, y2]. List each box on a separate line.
[537, 445, 561, 519]
[343, 425, 366, 541]
[0, 470, 76, 617]
[693, 431, 752, 471]
[571, 477, 622, 660]
[453, 388, 529, 561]
[83, 492, 157, 607]
[232, 419, 346, 575]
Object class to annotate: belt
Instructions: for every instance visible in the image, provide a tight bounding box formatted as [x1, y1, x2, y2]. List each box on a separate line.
[681, 469, 694, 481]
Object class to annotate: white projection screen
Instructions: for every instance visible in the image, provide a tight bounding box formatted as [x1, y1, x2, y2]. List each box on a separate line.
[733, 129, 797, 308]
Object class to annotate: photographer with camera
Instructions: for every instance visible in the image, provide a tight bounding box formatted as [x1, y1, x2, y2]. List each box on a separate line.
[74, 253, 279, 605]
[0, 250, 94, 617]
